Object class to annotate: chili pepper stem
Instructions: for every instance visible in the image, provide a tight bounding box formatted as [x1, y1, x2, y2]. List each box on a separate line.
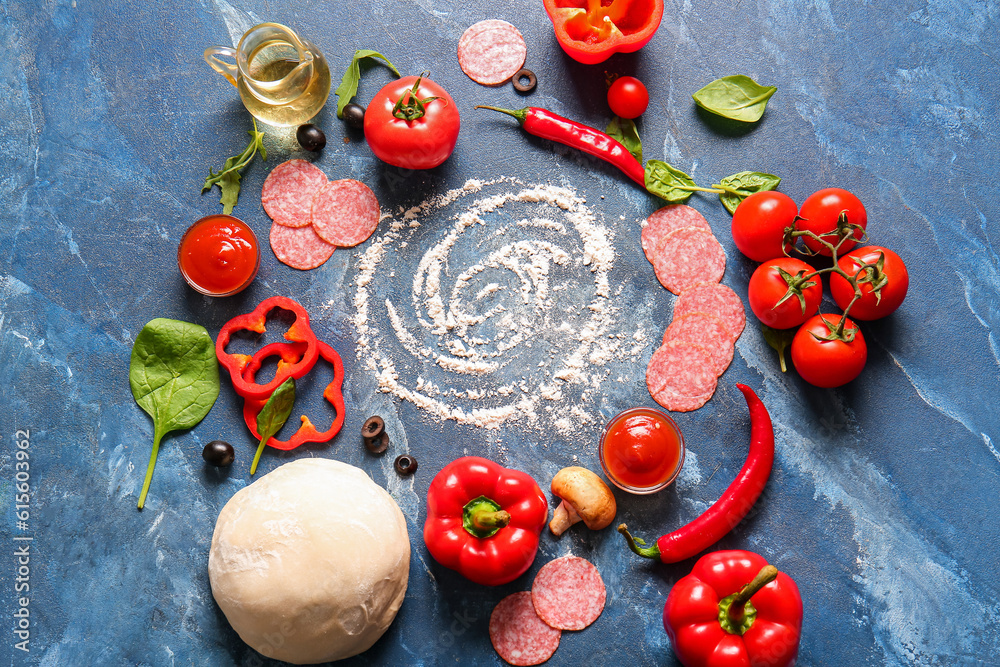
[474, 105, 528, 124]
[617, 523, 661, 559]
[137, 430, 164, 510]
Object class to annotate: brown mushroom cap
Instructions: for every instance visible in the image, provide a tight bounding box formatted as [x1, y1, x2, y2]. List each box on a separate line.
[550, 466, 617, 531]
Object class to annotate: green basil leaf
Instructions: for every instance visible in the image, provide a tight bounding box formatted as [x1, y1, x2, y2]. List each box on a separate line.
[606, 116, 642, 163]
[335, 50, 401, 119]
[716, 171, 782, 214]
[760, 324, 796, 374]
[644, 160, 697, 204]
[693, 75, 777, 123]
[250, 378, 296, 475]
[130, 318, 220, 509]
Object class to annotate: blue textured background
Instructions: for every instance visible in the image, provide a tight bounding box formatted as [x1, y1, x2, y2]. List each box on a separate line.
[2, 0, 999, 665]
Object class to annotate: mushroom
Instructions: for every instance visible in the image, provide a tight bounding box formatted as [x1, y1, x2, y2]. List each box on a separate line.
[548, 466, 617, 536]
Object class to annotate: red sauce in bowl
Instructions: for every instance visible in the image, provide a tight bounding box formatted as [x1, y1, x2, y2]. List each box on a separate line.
[599, 407, 685, 494]
[178, 215, 259, 296]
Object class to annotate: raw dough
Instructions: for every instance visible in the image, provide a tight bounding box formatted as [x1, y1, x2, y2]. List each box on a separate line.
[208, 458, 410, 664]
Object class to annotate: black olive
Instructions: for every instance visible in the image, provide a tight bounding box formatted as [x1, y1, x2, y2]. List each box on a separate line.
[203, 440, 234, 467]
[342, 103, 366, 129]
[362, 416, 385, 439]
[512, 68, 537, 93]
[296, 124, 327, 151]
[365, 432, 389, 455]
[394, 454, 418, 476]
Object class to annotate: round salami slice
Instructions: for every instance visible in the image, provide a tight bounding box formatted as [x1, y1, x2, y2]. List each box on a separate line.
[646, 340, 718, 412]
[269, 221, 335, 270]
[640, 204, 712, 265]
[261, 159, 328, 228]
[490, 591, 561, 666]
[531, 556, 606, 631]
[310, 179, 381, 247]
[652, 226, 727, 295]
[674, 282, 747, 342]
[651, 384, 716, 413]
[458, 20, 527, 86]
[664, 312, 735, 376]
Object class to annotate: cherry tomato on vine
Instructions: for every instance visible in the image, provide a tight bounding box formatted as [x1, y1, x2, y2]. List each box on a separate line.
[830, 246, 909, 320]
[790, 314, 867, 388]
[748, 257, 822, 329]
[364, 75, 460, 170]
[608, 76, 649, 119]
[731, 191, 798, 262]
[796, 188, 867, 256]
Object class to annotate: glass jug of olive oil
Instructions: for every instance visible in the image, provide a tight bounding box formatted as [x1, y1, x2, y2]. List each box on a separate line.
[204, 23, 331, 127]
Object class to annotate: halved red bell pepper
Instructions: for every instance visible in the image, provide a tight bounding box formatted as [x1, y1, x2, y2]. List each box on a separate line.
[424, 456, 548, 586]
[215, 296, 319, 400]
[543, 0, 664, 65]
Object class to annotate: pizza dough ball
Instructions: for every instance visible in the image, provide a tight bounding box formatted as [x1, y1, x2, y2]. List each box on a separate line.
[208, 458, 410, 664]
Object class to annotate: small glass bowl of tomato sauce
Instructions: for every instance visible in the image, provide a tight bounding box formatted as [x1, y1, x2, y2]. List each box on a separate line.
[178, 214, 260, 297]
[598, 407, 685, 494]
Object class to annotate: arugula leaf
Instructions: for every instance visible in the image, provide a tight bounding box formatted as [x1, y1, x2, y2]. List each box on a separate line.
[606, 116, 642, 162]
[715, 171, 782, 214]
[761, 324, 796, 373]
[335, 50, 401, 119]
[130, 318, 220, 509]
[250, 378, 296, 476]
[201, 119, 267, 214]
[693, 75, 777, 123]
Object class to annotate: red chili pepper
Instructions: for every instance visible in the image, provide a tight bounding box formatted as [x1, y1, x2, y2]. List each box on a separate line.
[241, 340, 346, 450]
[423, 456, 548, 586]
[618, 383, 774, 562]
[664, 550, 802, 667]
[475, 105, 646, 187]
[542, 0, 664, 65]
[215, 296, 319, 400]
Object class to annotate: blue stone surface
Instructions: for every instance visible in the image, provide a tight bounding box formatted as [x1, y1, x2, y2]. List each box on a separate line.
[1, 0, 999, 665]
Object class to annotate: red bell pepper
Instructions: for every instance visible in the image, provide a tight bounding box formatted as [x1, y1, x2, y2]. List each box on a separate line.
[664, 550, 803, 667]
[215, 296, 319, 400]
[543, 0, 665, 65]
[423, 456, 548, 586]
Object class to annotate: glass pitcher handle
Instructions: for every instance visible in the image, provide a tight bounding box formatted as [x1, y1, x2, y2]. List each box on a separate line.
[204, 46, 239, 88]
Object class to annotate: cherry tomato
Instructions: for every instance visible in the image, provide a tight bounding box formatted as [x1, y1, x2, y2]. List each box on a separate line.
[796, 188, 867, 256]
[790, 314, 867, 388]
[731, 191, 798, 262]
[830, 246, 909, 320]
[608, 76, 650, 119]
[364, 75, 460, 170]
[748, 257, 822, 329]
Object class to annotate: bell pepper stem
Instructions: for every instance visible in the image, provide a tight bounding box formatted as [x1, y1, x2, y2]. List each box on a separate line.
[718, 565, 779, 634]
[462, 496, 511, 538]
[472, 509, 511, 531]
[618, 523, 661, 559]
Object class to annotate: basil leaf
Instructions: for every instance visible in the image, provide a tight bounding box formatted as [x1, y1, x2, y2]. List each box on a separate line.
[693, 75, 777, 123]
[250, 378, 296, 475]
[716, 171, 782, 214]
[606, 116, 642, 162]
[130, 318, 220, 509]
[644, 160, 698, 203]
[761, 324, 796, 373]
[335, 50, 401, 119]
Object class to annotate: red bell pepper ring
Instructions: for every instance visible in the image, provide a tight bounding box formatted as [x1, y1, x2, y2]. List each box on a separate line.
[423, 456, 548, 586]
[215, 296, 319, 400]
[542, 0, 664, 65]
[241, 340, 346, 451]
[663, 550, 803, 667]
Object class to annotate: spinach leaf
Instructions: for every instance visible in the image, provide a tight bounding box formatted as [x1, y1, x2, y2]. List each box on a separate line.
[644, 160, 724, 203]
[335, 50, 401, 119]
[693, 75, 777, 123]
[761, 324, 796, 373]
[606, 116, 642, 163]
[250, 378, 296, 475]
[201, 119, 267, 214]
[130, 318, 220, 509]
[715, 171, 782, 214]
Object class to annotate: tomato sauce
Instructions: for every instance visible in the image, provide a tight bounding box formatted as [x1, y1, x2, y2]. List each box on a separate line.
[599, 407, 684, 493]
[178, 215, 259, 296]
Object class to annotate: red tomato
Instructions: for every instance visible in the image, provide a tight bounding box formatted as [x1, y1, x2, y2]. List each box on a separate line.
[830, 246, 909, 320]
[796, 188, 867, 256]
[748, 257, 822, 329]
[731, 191, 798, 262]
[364, 75, 460, 170]
[608, 76, 650, 119]
[790, 314, 867, 388]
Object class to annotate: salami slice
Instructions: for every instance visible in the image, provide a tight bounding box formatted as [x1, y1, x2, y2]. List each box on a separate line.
[490, 591, 561, 666]
[310, 179, 381, 247]
[651, 226, 726, 295]
[640, 204, 712, 264]
[646, 340, 718, 412]
[664, 312, 735, 376]
[673, 282, 747, 342]
[269, 221, 335, 270]
[651, 384, 716, 413]
[261, 159, 328, 228]
[458, 19, 527, 86]
[531, 556, 606, 631]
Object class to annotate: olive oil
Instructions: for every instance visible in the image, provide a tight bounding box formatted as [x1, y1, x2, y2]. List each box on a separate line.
[237, 38, 331, 127]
